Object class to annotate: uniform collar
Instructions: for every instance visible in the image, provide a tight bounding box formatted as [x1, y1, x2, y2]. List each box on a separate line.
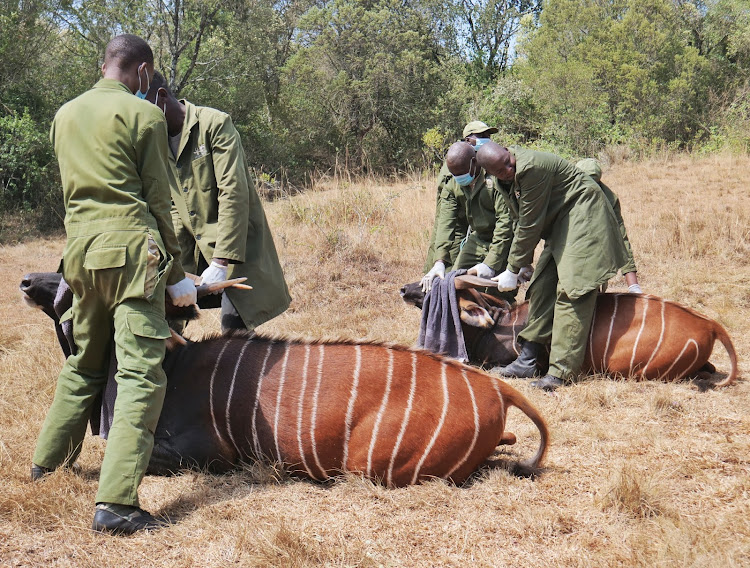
[176, 99, 199, 160]
[93, 78, 134, 94]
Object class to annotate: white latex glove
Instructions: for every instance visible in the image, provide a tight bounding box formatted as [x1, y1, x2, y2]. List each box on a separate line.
[518, 265, 534, 284]
[421, 261, 446, 293]
[628, 283, 643, 294]
[167, 276, 198, 307]
[200, 261, 228, 294]
[467, 263, 496, 279]
[492, 269, 519, 292]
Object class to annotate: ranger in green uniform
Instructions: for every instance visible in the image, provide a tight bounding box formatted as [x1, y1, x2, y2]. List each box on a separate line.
[146, 72, 290, 332]
[423, 162, 468, 272]
[477, 142, 628, 391]
[31, 35, 197, 535]
[422, 121, 497, 273]
[421, 142, 526, 304]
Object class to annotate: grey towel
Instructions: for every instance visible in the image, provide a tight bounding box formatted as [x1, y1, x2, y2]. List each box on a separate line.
[417, 269, 468, 362]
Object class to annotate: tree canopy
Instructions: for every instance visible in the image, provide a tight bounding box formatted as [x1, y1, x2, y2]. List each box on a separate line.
[1, 0, 748, 224]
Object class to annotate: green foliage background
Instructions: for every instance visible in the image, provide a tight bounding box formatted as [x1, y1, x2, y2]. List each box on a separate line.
[1, 0, 749, 231]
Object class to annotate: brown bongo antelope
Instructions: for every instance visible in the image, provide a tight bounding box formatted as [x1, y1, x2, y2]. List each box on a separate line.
[21, 272, 549, 486]
[401, 275, 738, 386]
[170, 336, 548, 486]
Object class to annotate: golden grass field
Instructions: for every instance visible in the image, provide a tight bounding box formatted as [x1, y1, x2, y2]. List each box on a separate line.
[1, 154, 749, 567]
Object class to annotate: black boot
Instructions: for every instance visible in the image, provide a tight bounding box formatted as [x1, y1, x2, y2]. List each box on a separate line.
[92, 503, 168, 535]
[31, 462, 82, 481]
[496, 340, 542, 378]
[530, 375, 565, 391]
[31, 464, 52, 481]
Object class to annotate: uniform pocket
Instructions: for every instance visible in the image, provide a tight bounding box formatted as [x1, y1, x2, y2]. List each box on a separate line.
[125, 311, 171, 340]
[83, 247, 127, 270]
[191, 154, 216, 192]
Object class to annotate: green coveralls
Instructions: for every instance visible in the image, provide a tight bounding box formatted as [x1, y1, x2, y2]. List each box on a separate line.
[498, 148, 628, 381]
[423, 162, 469, 272]
[169, 101, 291, 330]
[519, 160, 639, 370]
[433, 169, 516, 303]
[33, 79, 185, 507]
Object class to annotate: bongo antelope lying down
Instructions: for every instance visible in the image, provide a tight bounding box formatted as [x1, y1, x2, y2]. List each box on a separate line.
[401, 275, 737, 386]
[21, 272, 549, 486]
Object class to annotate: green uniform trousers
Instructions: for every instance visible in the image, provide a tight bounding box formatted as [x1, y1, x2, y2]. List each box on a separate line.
[33, 232, 170, 507]
[519, 249, 597, 381]
[454, 232, 517, 305]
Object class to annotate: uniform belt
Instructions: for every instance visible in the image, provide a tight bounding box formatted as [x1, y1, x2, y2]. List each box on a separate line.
[65, 217, 159, 237]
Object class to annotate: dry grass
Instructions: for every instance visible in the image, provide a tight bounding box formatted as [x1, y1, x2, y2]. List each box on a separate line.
[1, 155, 749, 566]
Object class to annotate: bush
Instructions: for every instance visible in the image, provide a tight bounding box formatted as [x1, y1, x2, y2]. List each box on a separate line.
[0, 109, 54, 210]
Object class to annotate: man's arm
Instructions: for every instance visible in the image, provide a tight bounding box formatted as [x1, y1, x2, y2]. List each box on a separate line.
[138, 116, 186, 285]
[208, 115, 250, 264]
[599, 182, 637, 274]
[483, 185, 515, 272]
[505, 168, 550, 273]
[432, 183, 462, 266]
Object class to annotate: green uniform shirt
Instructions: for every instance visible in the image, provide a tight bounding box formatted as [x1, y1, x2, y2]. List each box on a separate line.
[433, 169, 514, 272]
[52, 78, 185, 287]
[169, 101, 291, 328]
[498, 147, 628, 298]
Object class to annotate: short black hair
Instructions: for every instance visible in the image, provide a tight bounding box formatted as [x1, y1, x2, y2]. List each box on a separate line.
[104, 34, 153, 70]
[150, 70, 173, 96]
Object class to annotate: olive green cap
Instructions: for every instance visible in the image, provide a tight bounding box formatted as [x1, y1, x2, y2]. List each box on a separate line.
[462, 121, 498, 138]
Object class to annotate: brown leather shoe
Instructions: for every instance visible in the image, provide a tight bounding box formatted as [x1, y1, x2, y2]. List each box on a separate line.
[92, 503, 168, 535]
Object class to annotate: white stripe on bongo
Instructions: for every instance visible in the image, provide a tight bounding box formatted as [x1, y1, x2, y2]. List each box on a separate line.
[643, 299, 666, 377]
[310, 344, 327, 479]
[296, 344, 316, 480]
[209, 340, 233, 445]
[387, 351, 417, 487]
[251, 341, 275, 458]
[628, 296, 649, 376]
[511, 311, 521, 355]
[658, 338, 700, 381]
[602, 295, 619, 370]
[225, 339, 251, 458]
[273, 343, 292, 463]
[445, 369, 480, 479]
[490, 376, 505, 412]
[367, 348, 394, 477]
[342, 345, 362, 469]
[411, 361, 450, 484]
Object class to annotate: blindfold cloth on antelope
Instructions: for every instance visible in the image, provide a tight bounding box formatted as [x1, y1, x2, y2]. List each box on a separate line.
[417, 269, 469, 363]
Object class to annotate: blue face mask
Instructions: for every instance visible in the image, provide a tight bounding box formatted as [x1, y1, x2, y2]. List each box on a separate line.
[135, 66, 150, 99]
[473, 138, 491, 150]
[453, 172, 475, 186]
